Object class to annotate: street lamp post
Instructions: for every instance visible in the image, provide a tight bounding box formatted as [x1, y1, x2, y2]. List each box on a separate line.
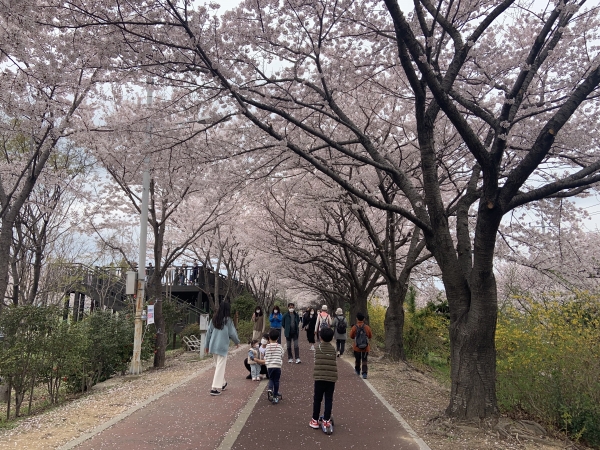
[129, 82, 153, 375]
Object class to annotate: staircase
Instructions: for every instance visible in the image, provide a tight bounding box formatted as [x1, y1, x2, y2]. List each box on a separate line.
[50, 263, 206, 324]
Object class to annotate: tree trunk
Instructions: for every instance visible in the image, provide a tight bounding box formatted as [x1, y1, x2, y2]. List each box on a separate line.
[446, 285, 498, 419]
[349, 291, 368, 325]
[443, 209, 501, 419]
[26, 244, 44, 305]
[384, 279, 407, 360]
[150, 273, 166, 368]
[0, 226, 13, 307]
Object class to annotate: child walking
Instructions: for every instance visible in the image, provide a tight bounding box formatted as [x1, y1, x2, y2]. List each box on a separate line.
[309, 327, 337, 430]
[248, 339, 261, 381]
[264, 328, 284, 402]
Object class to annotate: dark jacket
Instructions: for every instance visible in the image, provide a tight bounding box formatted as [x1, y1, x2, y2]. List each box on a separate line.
[303, 312, 317, 333]
[281, 311, 300, 338]
[313, 341, 337, 382]
[349, 321, 373, 352]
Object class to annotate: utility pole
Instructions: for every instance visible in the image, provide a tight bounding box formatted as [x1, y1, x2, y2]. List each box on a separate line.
[130, 81, 153, 375]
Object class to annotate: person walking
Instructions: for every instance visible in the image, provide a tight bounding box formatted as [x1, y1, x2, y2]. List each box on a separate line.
[331, 308, 347, 357]
[265, 329, 285, 402]
[349, 312, 372, 379]
[204, 302, 240, 395]
[315, 305, 331, 343]
[309, 327, 337, 430]
[281, 302, 301, 364]
[302, 308, 317, 350]
[268, 306, 283, 344]
[251, 306, 265, 340]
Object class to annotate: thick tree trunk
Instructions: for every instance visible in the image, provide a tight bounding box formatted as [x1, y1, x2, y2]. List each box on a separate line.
[443, 209, 502, 419]
[384, 280, 407, 360]
[446, 283, 498, 419]
[349, 291, 368, 325]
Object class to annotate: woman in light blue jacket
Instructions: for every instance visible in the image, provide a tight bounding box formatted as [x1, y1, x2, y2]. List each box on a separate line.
[204, 302, 240, 396]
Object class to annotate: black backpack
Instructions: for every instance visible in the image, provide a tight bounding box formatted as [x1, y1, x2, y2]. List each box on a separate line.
[354, 324, 368, 349]
[336, 317, 347, 334]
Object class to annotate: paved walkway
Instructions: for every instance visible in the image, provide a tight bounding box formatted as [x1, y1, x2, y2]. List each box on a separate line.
[61, 340, 430, 450]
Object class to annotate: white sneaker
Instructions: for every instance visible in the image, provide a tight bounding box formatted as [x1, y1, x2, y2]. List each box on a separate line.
[288, 358, 293, 363]
[310, 345, 315, 351]
[295, 358, 301, 364]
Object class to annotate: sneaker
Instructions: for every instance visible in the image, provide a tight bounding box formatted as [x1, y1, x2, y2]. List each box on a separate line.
[322, 419, 332, 428]
[288, 358, 293, 363]
[295, 358, 301, 364]
[355, 369, 360, 375]
[222, 382, 228, 390]
[310, 345, 315, 351]
[362, 373, 367, 379]
[210, 389, 221, 396]
[309, 418, 320, 429]
[336, 352, 340, 357]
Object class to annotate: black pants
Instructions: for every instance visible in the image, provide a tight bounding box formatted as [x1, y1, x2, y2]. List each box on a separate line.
[306, 329, 315, 344]
[336, 339, 346, 355]
[312, 380, 335, 421]
[244, 358, 268, 377]
[286, 333, 300, 359]
[354, 351, 368, 375]
[267, 368, 281, 396]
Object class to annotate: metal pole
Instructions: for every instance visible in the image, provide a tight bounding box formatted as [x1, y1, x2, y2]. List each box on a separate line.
[130, 82, 153, 375]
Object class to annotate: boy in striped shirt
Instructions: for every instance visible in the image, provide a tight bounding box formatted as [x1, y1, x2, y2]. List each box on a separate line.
[265, 328, 285, 402]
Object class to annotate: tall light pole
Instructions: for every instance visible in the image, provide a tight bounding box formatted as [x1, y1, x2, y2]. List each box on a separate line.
[130, 81, 153, 375]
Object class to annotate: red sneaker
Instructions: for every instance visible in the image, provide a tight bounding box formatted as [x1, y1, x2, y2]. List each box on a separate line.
[309, 418, 320, 429]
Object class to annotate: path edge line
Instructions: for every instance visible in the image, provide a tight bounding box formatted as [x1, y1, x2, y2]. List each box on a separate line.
[343, 357, 432, 450]
[58, 347, 244, 450]
[216, 378, 267, 450]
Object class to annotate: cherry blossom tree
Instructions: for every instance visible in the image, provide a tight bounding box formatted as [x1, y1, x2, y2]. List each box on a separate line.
[79, 90, 234, 367]
[53, 0, 600, 420]
[0, 2, 105, 307]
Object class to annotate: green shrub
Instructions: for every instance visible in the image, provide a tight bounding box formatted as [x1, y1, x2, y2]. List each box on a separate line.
[236, 320, 254, 344]
[403, 300, 450, 370]
[231, 292, 257, 321]
[496, 293, 600, 447]
[0, 305, 62, 417]
[367, 301, 386, 348]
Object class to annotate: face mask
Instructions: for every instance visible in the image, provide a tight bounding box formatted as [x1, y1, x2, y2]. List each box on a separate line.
[310, 312, 314, 316]
[289, 308, 294, 313]
[256, 310, 260, 314]
[274, 310, 279, 314]
[261, 339, 267, 345]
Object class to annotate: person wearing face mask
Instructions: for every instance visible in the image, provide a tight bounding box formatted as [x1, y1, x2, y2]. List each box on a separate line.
[251, 306, 264, 340]
[282, 302, 301, 364]
[244, 333, 269, 380]
[302, 308, 317, 351]
[269, 306, 283, 344]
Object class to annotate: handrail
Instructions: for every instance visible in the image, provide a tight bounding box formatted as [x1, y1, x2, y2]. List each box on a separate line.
[49, 263, 208, 316]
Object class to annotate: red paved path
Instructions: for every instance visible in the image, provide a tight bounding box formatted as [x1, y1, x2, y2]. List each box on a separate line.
[68, 341, 428, 450]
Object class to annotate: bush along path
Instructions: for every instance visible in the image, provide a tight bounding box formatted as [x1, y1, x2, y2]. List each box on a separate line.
[60, 340, 429, 450]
